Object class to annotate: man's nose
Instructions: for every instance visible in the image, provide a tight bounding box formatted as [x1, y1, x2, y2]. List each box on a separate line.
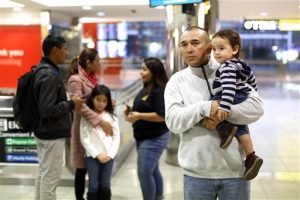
[186, 44, 193, 52]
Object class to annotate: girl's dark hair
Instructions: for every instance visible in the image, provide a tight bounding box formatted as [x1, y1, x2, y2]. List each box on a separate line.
[66, 48, 98, 81]
[86, 85, 114, 115]
[212, 28, 241, 59]
[143, 57, 168, 93]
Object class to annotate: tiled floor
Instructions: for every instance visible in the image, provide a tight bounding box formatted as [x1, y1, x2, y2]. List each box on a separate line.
[0, 72, 299, 200]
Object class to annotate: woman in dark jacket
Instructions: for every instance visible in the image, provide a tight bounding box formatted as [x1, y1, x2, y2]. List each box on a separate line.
[124, 57, 169, 200]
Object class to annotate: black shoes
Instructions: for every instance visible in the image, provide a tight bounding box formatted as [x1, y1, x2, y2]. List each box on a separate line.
[216, 121, 238, 149]
[244, 153, 263, 180]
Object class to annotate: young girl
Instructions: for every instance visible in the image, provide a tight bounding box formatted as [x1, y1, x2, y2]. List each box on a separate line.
[80, 85, 120, 200]
[203, 28, 263, 180]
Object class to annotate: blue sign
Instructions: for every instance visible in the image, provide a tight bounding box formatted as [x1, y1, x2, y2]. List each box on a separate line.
[150, 0, 202, 7]
[0, 117, 38, 164]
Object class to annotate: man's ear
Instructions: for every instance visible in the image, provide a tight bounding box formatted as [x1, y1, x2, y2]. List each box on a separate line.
[206, 43, 212, 54]
[51, 46, 59, 55]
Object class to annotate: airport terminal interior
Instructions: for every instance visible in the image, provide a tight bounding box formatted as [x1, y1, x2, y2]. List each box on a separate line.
[0, 0, 299, 199]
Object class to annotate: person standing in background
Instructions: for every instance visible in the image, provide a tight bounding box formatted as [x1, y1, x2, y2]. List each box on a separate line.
[66, 48, 113, 200]
[164, 27, 264, 200]
[124, 57, 170, 200]
[80, 85, 120, 200]
[34, 35, 86, 200]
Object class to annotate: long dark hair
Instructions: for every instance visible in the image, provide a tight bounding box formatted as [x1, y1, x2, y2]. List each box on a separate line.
[65, 48, 98, 81]
[86, 85, 114, 116]
[143, 57, 168, 94]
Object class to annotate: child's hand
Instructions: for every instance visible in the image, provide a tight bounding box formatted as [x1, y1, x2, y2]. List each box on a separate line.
[97, 154, 111, 164]
[210, 100, 219, 116]
[217, 109, 229, 121]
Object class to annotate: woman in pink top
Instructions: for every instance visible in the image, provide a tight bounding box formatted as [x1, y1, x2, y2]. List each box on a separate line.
[66, 48, 113, 200]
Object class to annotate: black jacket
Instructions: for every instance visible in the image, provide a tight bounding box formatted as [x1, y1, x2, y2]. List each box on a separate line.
[33, 57, 74, 139]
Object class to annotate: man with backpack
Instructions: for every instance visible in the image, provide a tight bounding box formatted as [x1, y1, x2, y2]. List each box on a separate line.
[33, 35, 85, 200]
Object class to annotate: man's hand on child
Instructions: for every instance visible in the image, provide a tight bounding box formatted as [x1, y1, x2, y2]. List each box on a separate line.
[201, 117, 218, 129]
[217, 110, 229, 121]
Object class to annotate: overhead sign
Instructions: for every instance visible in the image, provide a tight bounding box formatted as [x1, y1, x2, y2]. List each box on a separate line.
[244, 19, 300, 31]
[149, 0, 202, 7]
[279, 19, 300, 31]
[243, 20, 278, 31]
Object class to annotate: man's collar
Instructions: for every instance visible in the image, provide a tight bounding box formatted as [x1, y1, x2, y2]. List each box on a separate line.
[41, 57, 59, 70]
[189, 62, 215, 78]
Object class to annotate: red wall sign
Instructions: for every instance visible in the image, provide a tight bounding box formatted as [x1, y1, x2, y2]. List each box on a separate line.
[0, 25, 42, 89]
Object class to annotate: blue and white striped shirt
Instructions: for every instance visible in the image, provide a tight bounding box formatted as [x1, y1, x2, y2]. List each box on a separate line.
[212, 59, 257, 112]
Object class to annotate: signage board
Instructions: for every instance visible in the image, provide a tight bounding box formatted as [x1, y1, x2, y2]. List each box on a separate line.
[0, 117, 38, 164]
[149, 0, 202, 7]
[0, 25, 41, 89]
[279, 19, 300, 31]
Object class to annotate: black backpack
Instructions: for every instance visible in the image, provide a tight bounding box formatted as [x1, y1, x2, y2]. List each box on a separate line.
[13, 66, 44, 132]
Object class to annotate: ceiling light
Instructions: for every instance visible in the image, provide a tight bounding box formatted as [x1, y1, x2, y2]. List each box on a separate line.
[31, 0, 148, 6]
[79, 17, 119, 23]
[82, 5, 92, 10]
[0, 0, 24, 8]
[260, 12, 268, 17]
[97, 12, 106, 17]
[40, 11, 50, 26]
[12, 7, 22, 12]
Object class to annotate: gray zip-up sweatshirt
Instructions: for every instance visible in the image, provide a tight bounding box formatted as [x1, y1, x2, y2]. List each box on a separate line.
[164, 62, 264, 179]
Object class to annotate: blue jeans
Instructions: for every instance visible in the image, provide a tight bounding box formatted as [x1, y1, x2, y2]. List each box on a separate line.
[85, 157, 114, 192]
[184, 175, 250, 200]
[136, 132, 170, 200]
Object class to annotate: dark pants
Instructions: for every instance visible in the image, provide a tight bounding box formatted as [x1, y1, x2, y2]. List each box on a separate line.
[75, 168, 86, 200]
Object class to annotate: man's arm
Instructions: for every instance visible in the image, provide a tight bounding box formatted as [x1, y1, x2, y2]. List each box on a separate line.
[227, 89, 264, 125]
[164, 76, 211, 134]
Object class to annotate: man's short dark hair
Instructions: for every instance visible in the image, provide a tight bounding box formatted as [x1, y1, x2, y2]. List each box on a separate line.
[42, 35, 66, 56]
[183, 26, 210, 43]
[184, 26, 206, 32]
